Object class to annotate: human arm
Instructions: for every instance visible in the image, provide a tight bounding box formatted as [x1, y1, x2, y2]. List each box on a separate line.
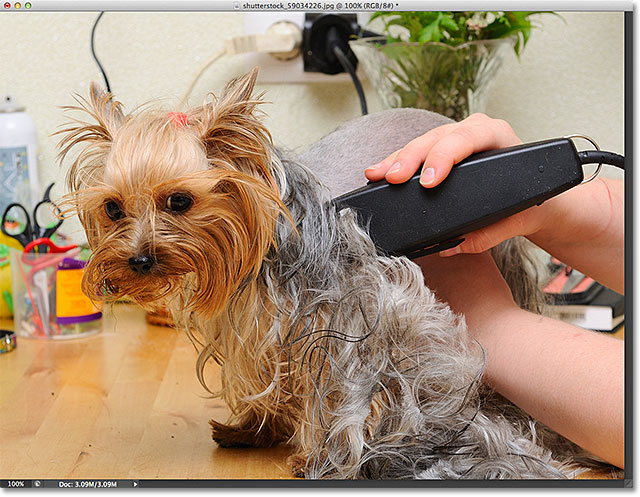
[417, 252, 625, 469]
[365, 113, 625, 294]
[526, 176, 624, 294]
[367, 112, 626, 466]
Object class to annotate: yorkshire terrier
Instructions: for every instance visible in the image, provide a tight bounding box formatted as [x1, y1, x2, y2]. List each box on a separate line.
[58, 69, 611, 479]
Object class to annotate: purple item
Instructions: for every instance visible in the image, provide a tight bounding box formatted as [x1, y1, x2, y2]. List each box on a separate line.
[58, 258, 87, 270]
[56, 257, 102, 325]
[58, 312, 102, 325]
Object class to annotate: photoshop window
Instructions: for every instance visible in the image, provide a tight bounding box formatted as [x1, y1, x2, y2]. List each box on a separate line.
[0, 0, 631, 489]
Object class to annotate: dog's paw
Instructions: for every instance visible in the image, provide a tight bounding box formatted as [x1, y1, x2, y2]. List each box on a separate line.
[286, 454, 307, 478]
[210, 419, 254, 448]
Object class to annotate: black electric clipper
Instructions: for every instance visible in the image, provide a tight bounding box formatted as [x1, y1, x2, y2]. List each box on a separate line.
[332, 136, 624, 258]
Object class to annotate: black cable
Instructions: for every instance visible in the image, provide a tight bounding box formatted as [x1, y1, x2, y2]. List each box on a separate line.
[360, 29, 383, 39]
[578, 150, 625, 170]
[333, 45, 368, 116]
[90, 12, 111, 93]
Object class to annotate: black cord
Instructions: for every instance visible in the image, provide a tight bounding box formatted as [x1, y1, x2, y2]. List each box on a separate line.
[578, 150, 625, 170]
[333, 45, 368, 116]
[360, 29, 383, 39]
[91, 12, 111, 93]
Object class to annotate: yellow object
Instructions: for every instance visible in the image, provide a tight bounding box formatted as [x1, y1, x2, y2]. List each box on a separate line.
[56, 268, 100, 319]
[0, 243, 11, 317]
[0, 262, 11, 318]
[0, 232, 23, 251]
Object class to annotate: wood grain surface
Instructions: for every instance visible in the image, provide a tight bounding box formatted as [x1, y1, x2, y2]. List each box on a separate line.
[0, 304, 623, 481]
[0, 304, 294, 480]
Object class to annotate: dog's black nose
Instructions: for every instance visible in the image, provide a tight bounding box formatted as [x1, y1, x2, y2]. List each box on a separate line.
[128, 255, 155, 275]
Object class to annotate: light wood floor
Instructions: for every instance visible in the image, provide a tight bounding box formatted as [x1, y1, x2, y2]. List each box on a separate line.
[0, 304, 623, 480]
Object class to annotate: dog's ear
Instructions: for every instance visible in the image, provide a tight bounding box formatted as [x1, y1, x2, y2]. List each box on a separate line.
[188, 68, 275, 181]
[56, 82, 125, 191]
[88, 82, 125, 137]
[218, 66, 260, 108]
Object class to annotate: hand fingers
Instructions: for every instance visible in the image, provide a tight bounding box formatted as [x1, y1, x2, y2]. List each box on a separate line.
[382, 123, 458, 184]
[364, 122, 458, 183]
[365, 114, 522, 187]
[423, 117, 522, 188]
[364, 148, 401, 182]
[439, 210, 531, 256]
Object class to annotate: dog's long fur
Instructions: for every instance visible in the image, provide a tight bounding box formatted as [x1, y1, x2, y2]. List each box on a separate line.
[58, 69, 610, 479]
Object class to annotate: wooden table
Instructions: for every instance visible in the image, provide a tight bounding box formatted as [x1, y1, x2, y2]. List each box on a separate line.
[0, 304, 294, 480]
[0, 304, 623, 481]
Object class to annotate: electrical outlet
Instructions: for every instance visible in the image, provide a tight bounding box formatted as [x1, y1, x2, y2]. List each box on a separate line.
[243, 12, 368, 83]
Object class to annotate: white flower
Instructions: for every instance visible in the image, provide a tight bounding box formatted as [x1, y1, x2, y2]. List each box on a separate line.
[466, 12, 495, 32]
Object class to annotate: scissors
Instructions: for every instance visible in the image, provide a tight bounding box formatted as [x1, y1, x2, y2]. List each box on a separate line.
[1, 183, 64, 250]
[21, 238, 79, 275]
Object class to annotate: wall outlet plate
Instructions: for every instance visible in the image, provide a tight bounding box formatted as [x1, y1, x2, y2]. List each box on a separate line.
[243, 12, 367, 84]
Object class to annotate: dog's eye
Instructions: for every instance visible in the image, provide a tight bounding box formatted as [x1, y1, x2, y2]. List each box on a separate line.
[104, 201, 124, 221]
[166, 193, 193, 213]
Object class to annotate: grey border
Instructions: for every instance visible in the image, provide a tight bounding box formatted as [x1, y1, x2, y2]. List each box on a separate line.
[0, 0, 633, 12]
[0, 478, 629, 488]
[0, 3, 631, 490]
[623, 7, 633, 486]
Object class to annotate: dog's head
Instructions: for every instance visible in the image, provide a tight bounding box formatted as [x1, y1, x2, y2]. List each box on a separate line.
[58, 69, 286, 317]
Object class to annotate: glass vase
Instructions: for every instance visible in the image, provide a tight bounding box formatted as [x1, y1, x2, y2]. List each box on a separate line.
[350, 37, 513, 121]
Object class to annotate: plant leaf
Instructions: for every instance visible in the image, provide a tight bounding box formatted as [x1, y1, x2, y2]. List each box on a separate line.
[369, 10, 554, 56]
[440, 13, 459, 32]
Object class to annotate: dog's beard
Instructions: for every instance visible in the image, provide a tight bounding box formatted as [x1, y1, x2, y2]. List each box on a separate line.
[82, 231, 204, 312]
[74, 171, 286, 318]
[82, 230, 246, 316]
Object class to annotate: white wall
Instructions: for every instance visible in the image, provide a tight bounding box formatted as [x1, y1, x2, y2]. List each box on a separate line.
[486, 12, 625, 168]
[0, 10, 625, 199]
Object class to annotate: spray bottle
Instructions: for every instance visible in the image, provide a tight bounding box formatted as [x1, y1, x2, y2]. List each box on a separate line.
[0, 95, 40, 317]
[0, 94, 39, 215]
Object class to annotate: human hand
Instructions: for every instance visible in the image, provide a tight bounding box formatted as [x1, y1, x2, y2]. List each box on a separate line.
[364, 113, 522, 187]
[364, 113, 549, 256]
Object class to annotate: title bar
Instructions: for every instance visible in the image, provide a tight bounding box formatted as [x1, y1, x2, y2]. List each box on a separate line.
[0, 0, 633, 11]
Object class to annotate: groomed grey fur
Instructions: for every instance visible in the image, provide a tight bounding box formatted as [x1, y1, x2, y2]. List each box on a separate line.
[297, 108, 547, 313]
[177, 108, 613, 479]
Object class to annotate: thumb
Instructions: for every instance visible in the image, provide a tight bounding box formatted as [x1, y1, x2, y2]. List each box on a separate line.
[439, 213, 530, 256]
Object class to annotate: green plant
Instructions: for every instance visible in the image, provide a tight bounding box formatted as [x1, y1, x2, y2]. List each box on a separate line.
[356, 11, 553, 120]
[370, 11, 548, 57]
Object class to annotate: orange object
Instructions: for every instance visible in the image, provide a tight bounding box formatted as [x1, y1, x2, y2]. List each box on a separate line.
[167, 112, 189, 127]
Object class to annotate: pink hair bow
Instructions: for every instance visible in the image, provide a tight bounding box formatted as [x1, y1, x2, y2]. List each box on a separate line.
[167, 112, 189, 127]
